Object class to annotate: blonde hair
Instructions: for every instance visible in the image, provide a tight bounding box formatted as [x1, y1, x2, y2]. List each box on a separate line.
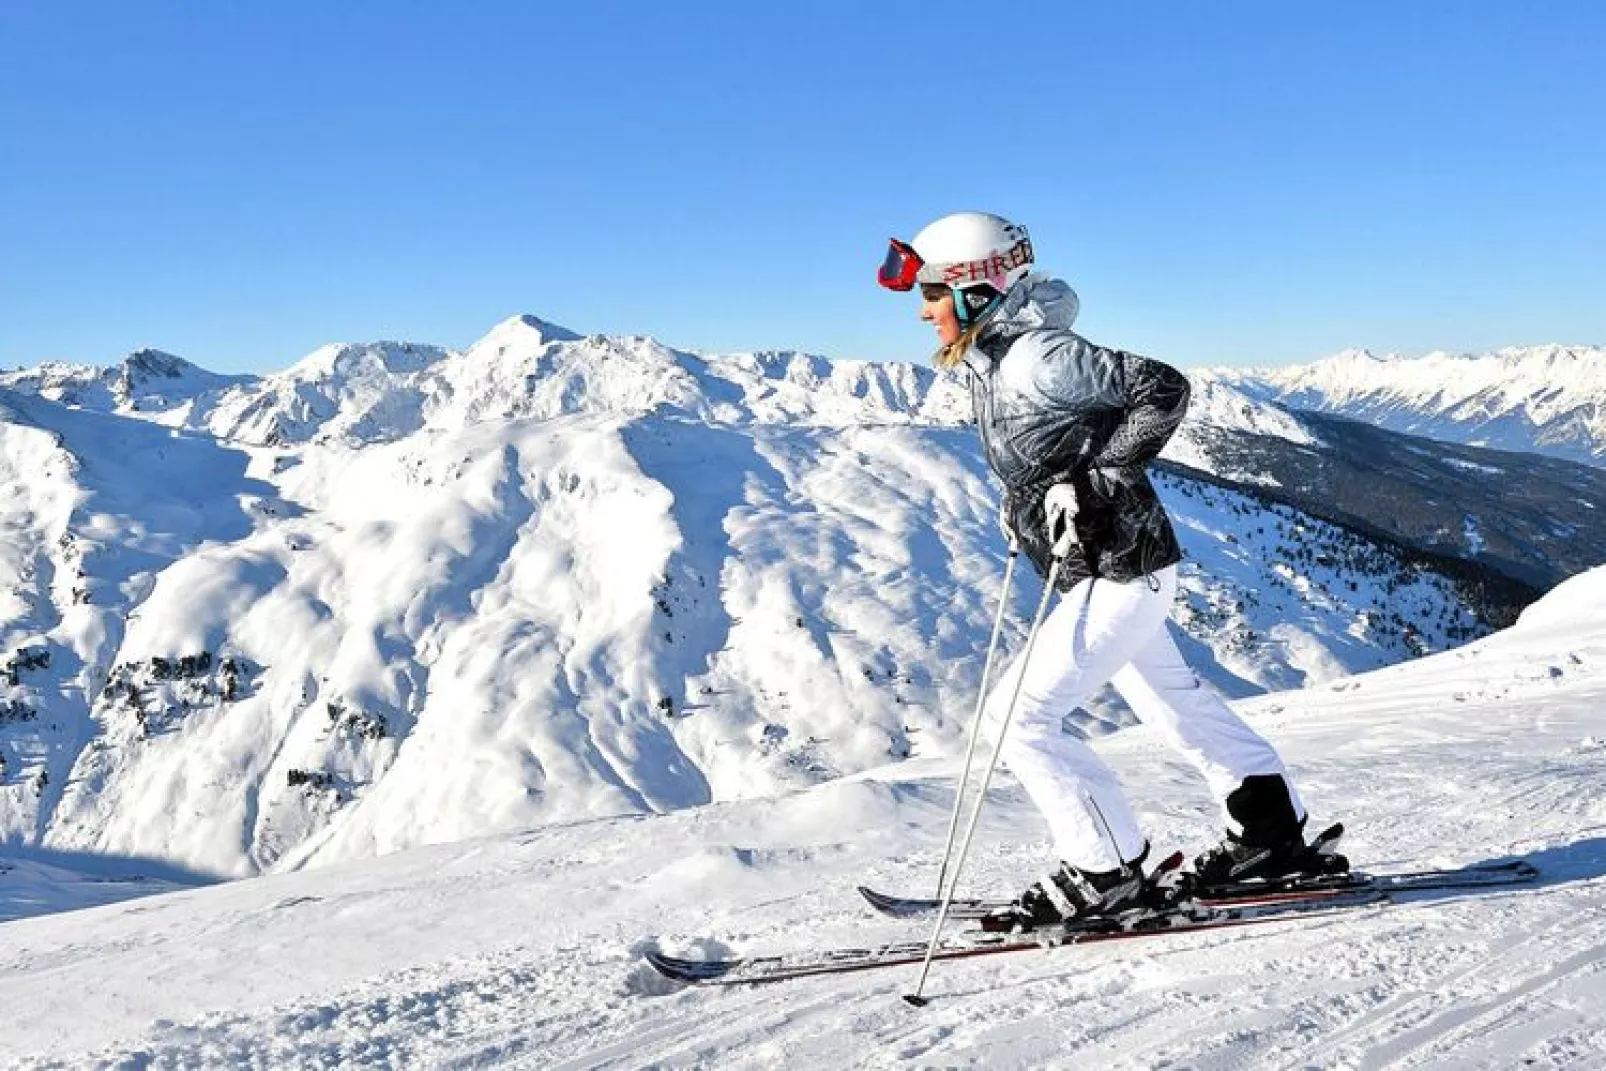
[935, 319, 988, 370]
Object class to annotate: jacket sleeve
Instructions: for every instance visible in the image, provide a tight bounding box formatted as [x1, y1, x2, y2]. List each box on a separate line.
[1090, 352, 1190, 470]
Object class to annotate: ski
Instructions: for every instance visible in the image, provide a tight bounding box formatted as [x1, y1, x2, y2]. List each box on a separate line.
[645, 889, 1384, 987]
[1203, 857, 1537, 899]
[857, 857, 1538, 920]
[858, 822, 1348, 920]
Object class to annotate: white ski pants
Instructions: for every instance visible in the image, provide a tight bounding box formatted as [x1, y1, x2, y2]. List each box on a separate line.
[993, 565, 1303, 871]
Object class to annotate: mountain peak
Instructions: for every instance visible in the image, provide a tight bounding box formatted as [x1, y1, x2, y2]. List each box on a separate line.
[509, 314, 581, 343]
[121, 348, 204, 380]
[112, 347, 246, 412]
[462, 315, 585, 365]
[1325, 347, 1388, 365]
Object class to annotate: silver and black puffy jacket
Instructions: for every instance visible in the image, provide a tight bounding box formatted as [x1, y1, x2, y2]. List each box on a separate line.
[960, 273, 1190, 590]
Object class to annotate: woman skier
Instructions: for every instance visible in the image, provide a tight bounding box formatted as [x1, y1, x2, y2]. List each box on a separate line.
[877, 211, 1346, 929]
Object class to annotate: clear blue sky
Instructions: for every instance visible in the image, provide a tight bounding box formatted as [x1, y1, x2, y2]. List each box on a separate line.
[2, 2, 1602, 373]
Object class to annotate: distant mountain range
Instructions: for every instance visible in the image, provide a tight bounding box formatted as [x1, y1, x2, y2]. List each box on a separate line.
[1189, 344, 1606, 589]
[0, 323, 1600, 876]
[1209, 344, 1606, 468]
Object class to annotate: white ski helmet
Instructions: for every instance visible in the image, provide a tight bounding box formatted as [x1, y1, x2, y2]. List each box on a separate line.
[878, 211, 1033, 326]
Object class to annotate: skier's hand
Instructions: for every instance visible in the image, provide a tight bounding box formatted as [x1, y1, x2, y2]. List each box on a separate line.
[1044, 483, 1080, 558]
[997, 497, 1019, 552]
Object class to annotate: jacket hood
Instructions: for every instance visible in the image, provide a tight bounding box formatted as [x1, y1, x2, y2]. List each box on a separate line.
[988, 273, 1080, 336]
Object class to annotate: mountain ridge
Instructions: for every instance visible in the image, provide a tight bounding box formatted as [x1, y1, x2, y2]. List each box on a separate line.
[1208, 343, 1606, 467]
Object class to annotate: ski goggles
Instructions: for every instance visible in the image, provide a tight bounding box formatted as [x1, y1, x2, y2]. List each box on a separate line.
[879, 235, 1034, 293]
[877, 238, 925, 292]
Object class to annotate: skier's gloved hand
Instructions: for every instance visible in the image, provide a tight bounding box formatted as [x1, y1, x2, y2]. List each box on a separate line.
[1044, 483, 1080, 558]
[997, 497, 1019, 552]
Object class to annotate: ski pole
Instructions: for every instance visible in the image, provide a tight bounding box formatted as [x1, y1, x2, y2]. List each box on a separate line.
[933, 548, 1019, 901]
[905, 556, 1064, 1007]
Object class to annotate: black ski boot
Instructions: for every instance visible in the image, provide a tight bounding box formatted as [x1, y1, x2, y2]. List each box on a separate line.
[980, 847, 1151, 933]
[1191, 774, 1350, 890]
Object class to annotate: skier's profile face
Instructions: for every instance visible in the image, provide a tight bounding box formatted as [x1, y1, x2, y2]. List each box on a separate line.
[919, 285, 961, 347]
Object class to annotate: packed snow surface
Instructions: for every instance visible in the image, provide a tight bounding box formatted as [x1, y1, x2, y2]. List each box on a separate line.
[2, 567, 1603, 1068]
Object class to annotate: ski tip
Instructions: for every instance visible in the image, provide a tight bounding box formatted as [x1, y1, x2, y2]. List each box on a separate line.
[644, 949, 740, 984]
[643, 950, 689, 975]
[1155, 850, 1186, 873]
[642, 951, 682, 982]
[857, 885, 898, 912]
[902, 993, 932, 1008]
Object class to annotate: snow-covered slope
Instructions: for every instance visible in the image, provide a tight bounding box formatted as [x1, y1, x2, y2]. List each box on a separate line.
[1162, 373, 1321, 474]
[8, 320, 1595, 887]
[1210, 344, 1606, 467]
[0, 319, 1499, 880]
[1172, 409, 1606, 590]
[3, 566, 1602, 1068]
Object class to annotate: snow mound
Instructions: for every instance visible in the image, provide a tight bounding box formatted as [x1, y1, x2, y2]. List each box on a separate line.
[1514, 566, 1606, 631]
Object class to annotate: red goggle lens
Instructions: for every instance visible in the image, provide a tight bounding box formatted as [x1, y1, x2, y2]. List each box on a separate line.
[877, 238, 923, 291]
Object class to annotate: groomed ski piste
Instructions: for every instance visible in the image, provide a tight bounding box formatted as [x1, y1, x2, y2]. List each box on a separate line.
[1, 574, 1602, 1066]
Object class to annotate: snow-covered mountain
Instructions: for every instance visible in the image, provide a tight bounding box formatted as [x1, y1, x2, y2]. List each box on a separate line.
[0, 348, 250, 418]
[2, 315, 971, 447]
[0, 319, 1592, 884]
[3, 563, 1602, 1067]
[1174, 410, 1606, 590]
[1209, 344, 1606, 468]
